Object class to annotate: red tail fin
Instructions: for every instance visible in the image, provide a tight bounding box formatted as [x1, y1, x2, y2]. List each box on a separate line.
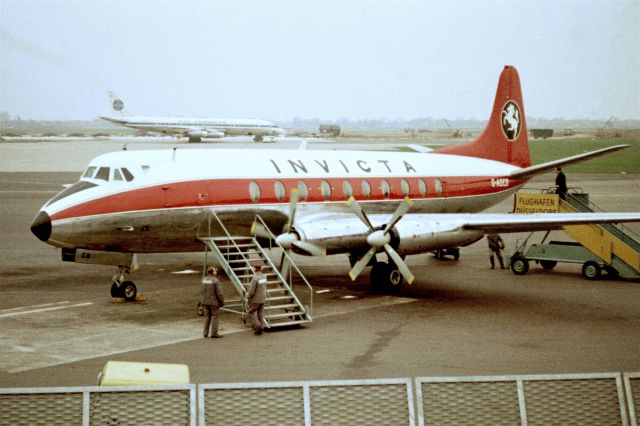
[434, 65, 530, 168]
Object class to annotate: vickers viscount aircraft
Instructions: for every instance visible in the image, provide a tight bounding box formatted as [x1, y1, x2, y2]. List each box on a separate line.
[101, 92, 285, 143]
[32, 66, 640, 300]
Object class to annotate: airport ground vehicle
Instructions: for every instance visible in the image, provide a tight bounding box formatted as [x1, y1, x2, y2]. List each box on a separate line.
[509, 237, 614, 280]
[509, 190, 640, 281]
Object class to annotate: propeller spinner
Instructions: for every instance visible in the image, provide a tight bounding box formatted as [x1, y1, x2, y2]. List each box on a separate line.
[274, 189, 326, 257]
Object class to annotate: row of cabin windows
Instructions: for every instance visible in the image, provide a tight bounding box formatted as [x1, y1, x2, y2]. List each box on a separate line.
[248, 178, 443, 203]
[83, 166, 134, 182]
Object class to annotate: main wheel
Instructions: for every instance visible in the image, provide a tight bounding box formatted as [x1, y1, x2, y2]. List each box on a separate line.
[582, 261, 601, 280]
[110, 282, 124, 298]
[510, 256, 529, 275]
[121, 281, 137, 301]
[451, 248, 460, 261]
[370, 262, 402, 293]
[540, 260, 557, 270]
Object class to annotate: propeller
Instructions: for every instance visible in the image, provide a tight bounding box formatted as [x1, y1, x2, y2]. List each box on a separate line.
[346, 196, 415, 284]
[275, 191, 326, 256]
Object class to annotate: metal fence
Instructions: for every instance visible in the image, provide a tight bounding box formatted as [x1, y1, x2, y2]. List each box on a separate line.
[417, 373, 631, 425]
[0, 384, 196, 425]
[2, 373, 638, 425]
[626, 373, 640, 426]
[199, 378, 415, 426]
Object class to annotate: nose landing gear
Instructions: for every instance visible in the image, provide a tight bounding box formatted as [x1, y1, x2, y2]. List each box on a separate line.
[111, 265, 138, 301]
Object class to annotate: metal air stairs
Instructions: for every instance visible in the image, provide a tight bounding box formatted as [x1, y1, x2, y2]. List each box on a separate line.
[198, 212, 313, 329]
[560, 192, 640, 278]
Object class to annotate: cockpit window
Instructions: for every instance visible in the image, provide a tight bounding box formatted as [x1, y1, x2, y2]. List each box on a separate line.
[83, 166, 97, 178]
[95, 167, 110, 181]
[113, 169, 124, 181]
[45, 181, 98, 207]
[122, 168, 134, 181]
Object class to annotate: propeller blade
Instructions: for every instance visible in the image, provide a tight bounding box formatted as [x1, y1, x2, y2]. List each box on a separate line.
[384, 197, 413, 234]
[346, 196, 374, 231]
[251, 221, 273, 239]
[285, 188, 299, 232]
[292, 240, 326, 257]
[383, 244, 415, 284]
[348, 247, 377, 281]
[279, 252, 291, 280]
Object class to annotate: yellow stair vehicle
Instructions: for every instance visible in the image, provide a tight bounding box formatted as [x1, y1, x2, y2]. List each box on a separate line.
[510, 191, 640, 280]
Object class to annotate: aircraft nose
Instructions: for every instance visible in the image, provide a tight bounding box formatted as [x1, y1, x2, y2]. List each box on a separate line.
[31, 211, 51, 242]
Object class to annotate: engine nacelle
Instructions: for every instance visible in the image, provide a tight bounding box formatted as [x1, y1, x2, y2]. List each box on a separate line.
[203, 129, 225, 138]
[292, 215, 484, 256]
[188, 130, 207, 139]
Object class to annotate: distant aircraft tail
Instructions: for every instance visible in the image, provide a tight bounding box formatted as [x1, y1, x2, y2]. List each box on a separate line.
[107, 91, 130, 116]
[434, 65, 530, 168]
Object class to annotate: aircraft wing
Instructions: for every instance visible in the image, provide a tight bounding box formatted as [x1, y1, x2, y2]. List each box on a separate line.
[458, 212, 640, 233]
[290, 211, 640, 253]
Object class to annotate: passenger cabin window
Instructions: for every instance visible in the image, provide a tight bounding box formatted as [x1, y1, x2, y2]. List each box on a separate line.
[342, 180, 353, 199]
[418, 179, 427, 197]
[249, 181, 261, 202]
[274, 181, 285, 201]
[380, 179, 391, 198]
[401, 179, 410, 197]
[361, 180, 371, 199]
[297, 181, 309, 201]
[83, 166, 97, 178]
[320, 180, 331, 200]
[435, 178, 443, 196]
[95, 167, 110, 181]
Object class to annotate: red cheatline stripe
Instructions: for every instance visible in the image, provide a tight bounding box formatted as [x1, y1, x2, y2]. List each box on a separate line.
[50, 176, 521, 221]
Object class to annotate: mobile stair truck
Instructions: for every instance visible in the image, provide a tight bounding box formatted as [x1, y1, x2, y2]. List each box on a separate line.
[509, 190, 640, 280]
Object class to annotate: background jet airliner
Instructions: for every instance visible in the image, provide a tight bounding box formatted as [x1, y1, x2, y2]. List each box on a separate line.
[32, 66, 640, 300]
[100, 91, 285, 143]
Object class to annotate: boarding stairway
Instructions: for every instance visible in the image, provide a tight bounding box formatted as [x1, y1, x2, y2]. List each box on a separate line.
[559, 191, 640, 278]
[198, 212, 313, 329]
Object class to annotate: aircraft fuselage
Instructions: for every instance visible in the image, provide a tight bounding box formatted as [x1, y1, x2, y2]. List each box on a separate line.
[31, 148, 525, 253]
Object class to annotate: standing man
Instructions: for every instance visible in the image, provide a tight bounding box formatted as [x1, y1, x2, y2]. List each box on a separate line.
[246, 264, 267, 336]
[555, 167, 568, 199]
[202, 266, 224, 338]
[487, 233, 506, 269]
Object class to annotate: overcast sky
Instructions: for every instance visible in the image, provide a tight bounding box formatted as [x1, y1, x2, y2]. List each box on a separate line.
[1, 0, 638, 122]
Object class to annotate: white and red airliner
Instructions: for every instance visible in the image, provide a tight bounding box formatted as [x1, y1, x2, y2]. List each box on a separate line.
[31, 66, 640, 299]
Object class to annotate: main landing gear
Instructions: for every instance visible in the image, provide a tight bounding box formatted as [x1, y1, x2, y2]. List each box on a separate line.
[110, 265, 137, 301]
[370, 260, 404, 293]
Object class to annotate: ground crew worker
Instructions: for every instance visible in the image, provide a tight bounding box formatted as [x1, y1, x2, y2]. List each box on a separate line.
[487, 233, 506, 269]
[246, 264, 267, 335]
[202, 266, 224, 338]
[555, 167, 567, 199]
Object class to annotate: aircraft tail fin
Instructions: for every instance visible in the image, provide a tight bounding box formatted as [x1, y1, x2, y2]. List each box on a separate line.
[434, 65, 530, 168]
[107, 91, 130, 116]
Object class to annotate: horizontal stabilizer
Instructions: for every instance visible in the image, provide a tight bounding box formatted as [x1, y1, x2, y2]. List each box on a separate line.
[510, 144, 629, 180]
[407, 144, 433, 153]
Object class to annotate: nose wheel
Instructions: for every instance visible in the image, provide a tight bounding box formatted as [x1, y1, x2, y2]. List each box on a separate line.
[111, 266, 138, 301]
